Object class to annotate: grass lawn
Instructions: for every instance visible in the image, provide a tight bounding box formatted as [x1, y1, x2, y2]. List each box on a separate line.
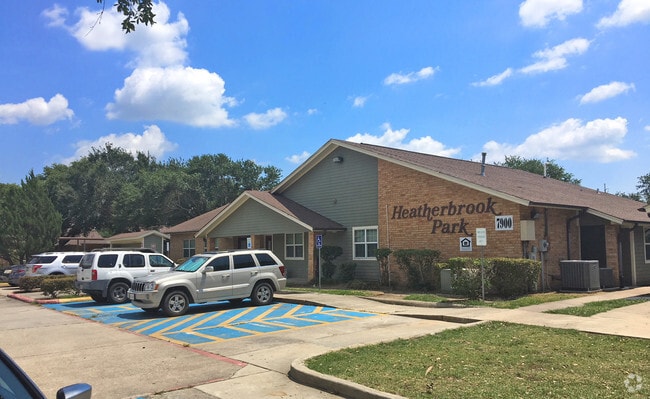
[306, 321, 649, 398]
[403, 292, 586, 309]
[546, 298, 648, 317]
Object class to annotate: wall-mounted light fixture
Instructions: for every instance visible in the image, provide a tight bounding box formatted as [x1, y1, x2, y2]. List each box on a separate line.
[333, 156, 343, 163]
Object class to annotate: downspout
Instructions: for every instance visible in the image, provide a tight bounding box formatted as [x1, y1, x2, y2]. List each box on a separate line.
[565, 212, 582, 259]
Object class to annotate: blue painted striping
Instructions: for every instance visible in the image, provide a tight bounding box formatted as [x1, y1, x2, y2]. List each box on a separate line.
[230, 321, 287, 333]
[296, 313, 353, 323]
[162, 332, 215, 345]
[189, 326, 252, 340]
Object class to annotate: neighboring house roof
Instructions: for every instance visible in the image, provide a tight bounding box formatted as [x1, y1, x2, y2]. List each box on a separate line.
[59, 229, 109, 246]
[196, 190, 345, 237]
[274, 139, 650, 225]
[163, 206, 228, 234]
[108, 230, 170, 243]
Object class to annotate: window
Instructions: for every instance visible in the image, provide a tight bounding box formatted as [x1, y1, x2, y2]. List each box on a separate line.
[98, 254, 118, 268]
[255, 253, 278, 266]
[207, 256, 230, 271]
[645, 228, 650, 263]
[183, 239, 196, 258]
[285, 233, 304, 260]
[353, 227, 378, 259]
[62, 255, 83, 264]
[233, 254, 256, 269]
[123, 254, 145, 268]
[149, 254, 174, 268]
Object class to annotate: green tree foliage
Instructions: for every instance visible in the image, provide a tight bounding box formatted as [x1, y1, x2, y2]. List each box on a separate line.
[496, 156, 581, 184]
[0, 172, 62, 263]
[636, 173, 650, 203]
[96, 0, 156, 33]
[41, 144, 282, 237]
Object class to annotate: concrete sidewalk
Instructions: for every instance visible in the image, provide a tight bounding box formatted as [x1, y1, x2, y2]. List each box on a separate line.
[2, 284, 650, 399]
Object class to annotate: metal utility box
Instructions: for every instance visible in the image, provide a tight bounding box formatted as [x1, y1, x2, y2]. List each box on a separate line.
[440, 269, 453, 294]
[520, 220, 536, 241]
[560, 260, 600, 291]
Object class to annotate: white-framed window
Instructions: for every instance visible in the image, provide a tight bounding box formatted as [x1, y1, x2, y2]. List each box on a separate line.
[645, 228, 650, 263]
[183, 239, 196, 258]
[353, 226, 378, 260]
[285, 233, 304, 260]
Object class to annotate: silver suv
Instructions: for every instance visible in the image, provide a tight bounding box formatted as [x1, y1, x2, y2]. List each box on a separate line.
[128, 249, 287, 317]
[75, 249, 175, 304]
[26, 252, 85, 277]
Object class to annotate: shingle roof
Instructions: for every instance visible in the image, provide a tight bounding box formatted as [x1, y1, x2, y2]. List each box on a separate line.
[339, 140, 649, 224]
[163, 206, 227, 234]
[108, 230, 169, 241]
[276, 139, 649, 225]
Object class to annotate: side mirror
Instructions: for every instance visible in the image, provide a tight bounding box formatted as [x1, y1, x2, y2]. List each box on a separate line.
[203, 266, 214, 273]
[56, 383, 92, 399]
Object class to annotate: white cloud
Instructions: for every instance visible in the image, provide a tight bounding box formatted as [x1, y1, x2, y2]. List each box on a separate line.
[64, 125, 177, 164]
[286, 151, 311, 164]
[347, 123, 461, 157]
[579, 81, 635, 104]
[519, 0, 583, 28]
[597, 0, 650, 28]
[383, 67, 438, 86]
[482, 117, 635, 163]
[519, 38, 590, 74]
[244, 108, 287, 130]
[307, 108, 318, 115]
[0, 94, 74, 125]
[352, 96, 369, 108]
[472, 68, 513, 87]
[44, 2, 189, 68]
[106, 67, 236, 127]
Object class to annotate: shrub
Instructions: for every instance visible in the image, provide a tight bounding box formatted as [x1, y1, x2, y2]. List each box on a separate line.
[489, 258, 541, 298]
[320, 246, 343, 279]
[393, 249, 441, 291]
[41, 276, 78, 298]
[448, 257, 485, 300]
[337, 262, 357, 281]
[17, 276, 44, 292]
[375, 248, 392, 287]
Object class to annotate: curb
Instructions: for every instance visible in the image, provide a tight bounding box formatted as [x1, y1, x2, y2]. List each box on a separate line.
[289, 358, 407, 399]
[7, 293, 91, 305]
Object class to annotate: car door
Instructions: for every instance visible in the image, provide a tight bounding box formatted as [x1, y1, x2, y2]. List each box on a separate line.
[121, 253, 149, 280]
[196, 255, 233, 301]
[231, 254, 259, 297]
[148, 254, 175, 272]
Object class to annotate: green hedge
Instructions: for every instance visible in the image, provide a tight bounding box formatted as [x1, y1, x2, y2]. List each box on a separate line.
[447, 257, 541, 299]
[393, 249, 441, 291]
[18, 275, 79, 298]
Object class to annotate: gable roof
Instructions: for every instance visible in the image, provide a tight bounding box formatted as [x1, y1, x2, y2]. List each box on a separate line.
[108, 230, 169, 243]
[196, 190, 345, 237]
[274, 139, 650, 225]
[163, 205, 227, 234]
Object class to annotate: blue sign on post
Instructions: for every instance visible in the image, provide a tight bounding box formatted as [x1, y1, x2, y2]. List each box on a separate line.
[316, 234, 323, 249]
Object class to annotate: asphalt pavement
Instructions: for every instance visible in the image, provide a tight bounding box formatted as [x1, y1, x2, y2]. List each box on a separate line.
[2, 284, 650, 399]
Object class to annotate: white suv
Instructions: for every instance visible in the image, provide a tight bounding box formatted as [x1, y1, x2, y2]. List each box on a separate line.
[75, 248, 175, 304]
[26, 252, 85, 277]
[128, 249, 287, 316]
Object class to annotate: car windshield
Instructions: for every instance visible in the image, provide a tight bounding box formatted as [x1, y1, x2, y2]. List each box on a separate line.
[174, 256, 209, 272]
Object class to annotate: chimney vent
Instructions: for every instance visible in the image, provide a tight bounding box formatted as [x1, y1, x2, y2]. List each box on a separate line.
[480, 152, 487, 176]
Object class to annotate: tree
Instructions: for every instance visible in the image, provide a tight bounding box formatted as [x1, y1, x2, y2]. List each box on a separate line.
[96, 0, 156, 33]
[496, 156, 581, 184]
[636, 173, 650, 203]
[0, 173, 62, 264]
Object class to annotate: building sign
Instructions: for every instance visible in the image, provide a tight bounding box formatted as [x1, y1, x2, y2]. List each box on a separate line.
[476, 228, 487, 246]
[495, 215, 514, 231]
[460, 237, 472, 252]
[391, 197, 502, 235]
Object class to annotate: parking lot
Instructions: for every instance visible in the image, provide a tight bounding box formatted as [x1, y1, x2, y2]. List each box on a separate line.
[44, 300, 379, 346]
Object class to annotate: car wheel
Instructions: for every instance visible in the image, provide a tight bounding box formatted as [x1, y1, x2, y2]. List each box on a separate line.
[107, 281, 130, 304]
[250, 281, 273, 306]
[162, 290, 189, 317]
[90, 293, 107, 303]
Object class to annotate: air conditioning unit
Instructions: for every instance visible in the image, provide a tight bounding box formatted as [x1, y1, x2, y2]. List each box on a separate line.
[560, 260, 600, 291]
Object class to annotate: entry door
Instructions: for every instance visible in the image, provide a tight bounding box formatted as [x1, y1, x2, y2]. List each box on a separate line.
[580, 225, 606, 267]
[197, 255, 232, 301]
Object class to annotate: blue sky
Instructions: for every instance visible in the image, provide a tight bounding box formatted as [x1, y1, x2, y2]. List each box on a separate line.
[1, 0, 648, 195]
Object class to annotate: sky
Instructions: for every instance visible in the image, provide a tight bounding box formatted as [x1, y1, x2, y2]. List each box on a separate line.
[0, 0, 649, 195]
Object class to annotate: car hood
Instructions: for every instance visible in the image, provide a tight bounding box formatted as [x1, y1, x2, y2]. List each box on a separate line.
[136, 271, 194, 283]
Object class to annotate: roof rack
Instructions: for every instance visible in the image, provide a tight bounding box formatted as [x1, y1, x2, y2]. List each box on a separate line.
[91, 248, 158, 253]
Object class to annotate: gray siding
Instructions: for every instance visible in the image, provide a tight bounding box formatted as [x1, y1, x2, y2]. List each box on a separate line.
[144, 236, 163, 253]
[211, 200, 308, 236]
[282, 148, 380, 281]
[635, 227, 650, 285]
